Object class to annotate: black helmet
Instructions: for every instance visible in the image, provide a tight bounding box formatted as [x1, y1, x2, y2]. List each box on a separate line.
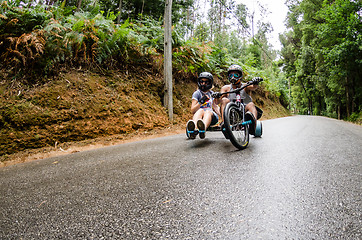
[197, 72, 213, 91]
[227, 64, 243, 84]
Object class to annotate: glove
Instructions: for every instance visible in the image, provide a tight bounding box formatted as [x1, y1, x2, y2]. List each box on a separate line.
[251, 77, 263, 85]
[211, 92, 222, 99]
[199, 95, 209, 105]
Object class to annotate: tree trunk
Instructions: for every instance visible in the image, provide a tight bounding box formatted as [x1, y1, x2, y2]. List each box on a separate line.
[117, 0, 123, 24]
[77, 0, 82, 11]
[164, 0, 173, 121]
[140, 0, 145, 18]
[218, 2, 222, 33]
[186, 7, 190, 38]
[210, 1, 214, 41]
[338, 104, 341, 120]
[351, 77, 355, 113]
[288, 78, 291, 110]
[251, 12, 255, 38]
[346, 77, 350, 117]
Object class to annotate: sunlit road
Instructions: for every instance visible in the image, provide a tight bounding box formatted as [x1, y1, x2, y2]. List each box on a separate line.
[1, 116, 361, 239]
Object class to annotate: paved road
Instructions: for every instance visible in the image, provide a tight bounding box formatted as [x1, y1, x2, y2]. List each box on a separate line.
[1, 116, 361, 239]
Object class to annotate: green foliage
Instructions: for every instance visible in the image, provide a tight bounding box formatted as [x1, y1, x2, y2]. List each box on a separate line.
[96, 20, 133, 65]
[281, 0, 362, 118]
[0, 2, 51, 77]
[0, 3, 52, 36]
[172, 40, 230, 78]
[131, 17, 164, 53]
[194, 22, 210, 42]
[347, 111, 362, 124]
[63, 11, 117, 63]
[1, 4, 138, 77]
[173, 40, 210, 74]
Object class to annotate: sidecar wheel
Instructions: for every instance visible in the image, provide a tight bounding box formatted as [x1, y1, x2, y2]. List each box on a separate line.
[254, 121, 263, 137]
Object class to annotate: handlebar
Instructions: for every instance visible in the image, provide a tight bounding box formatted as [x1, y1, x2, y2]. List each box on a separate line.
[212, 77, 263, 98]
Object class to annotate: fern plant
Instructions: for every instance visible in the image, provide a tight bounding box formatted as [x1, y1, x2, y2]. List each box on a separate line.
[173, 40, 213, 75]
[42, 18, 70, 71]
[97, 19, 131, 65]
[0, 2, 52, 78]
[62, 11, 130, 65]
[131, 17, 164, 54]
[0, 29, 46, 76]
[0, 3, 51, 36]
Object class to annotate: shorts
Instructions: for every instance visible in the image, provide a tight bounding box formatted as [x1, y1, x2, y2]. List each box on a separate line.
[211, 112, 219, 126]
[201, 108, 219, 126]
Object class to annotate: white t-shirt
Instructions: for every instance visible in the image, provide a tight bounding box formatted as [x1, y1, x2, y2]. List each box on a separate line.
[192, 89, 214, 112]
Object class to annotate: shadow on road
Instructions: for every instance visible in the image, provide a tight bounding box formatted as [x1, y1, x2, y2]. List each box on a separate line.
[186, 137, 240, 153]
[188, 138, 214, 149]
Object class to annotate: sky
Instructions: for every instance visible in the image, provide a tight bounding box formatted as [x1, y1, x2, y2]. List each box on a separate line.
[196, 0, 289, 51]
[237, 0, 289, 50]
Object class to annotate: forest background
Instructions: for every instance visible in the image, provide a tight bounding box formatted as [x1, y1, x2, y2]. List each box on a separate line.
[0, 0, 361, 160]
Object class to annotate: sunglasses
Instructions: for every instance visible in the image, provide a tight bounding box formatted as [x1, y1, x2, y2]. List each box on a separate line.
[229, 73, 241, 78]
[199, 80, 210, 84]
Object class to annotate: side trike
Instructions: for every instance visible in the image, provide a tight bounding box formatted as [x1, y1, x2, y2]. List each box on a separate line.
[186, 78, 263, 150]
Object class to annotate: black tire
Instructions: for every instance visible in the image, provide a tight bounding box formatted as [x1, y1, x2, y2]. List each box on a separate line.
[186, 128, 190, 138]
[223, 103, 249, 149]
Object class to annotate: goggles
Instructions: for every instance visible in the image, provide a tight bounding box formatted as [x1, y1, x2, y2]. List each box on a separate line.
[228, 73, 241, 79]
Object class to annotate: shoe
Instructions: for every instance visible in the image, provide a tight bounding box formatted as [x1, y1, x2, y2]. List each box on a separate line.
[197, 119, 206, 139]
[245, 112, 256, 135]
[186, 120, 198, 139]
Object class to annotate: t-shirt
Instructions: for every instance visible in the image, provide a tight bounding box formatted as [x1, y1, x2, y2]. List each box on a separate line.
[192, 89, 214, 111]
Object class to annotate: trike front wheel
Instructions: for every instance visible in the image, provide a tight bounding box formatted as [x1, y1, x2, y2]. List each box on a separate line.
[224, 103, 249, 150]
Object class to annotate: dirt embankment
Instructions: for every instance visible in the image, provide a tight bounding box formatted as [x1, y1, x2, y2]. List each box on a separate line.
[0, 68, 289, 167]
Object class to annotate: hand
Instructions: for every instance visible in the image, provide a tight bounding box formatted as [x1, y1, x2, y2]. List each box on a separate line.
[211, 92, 222, 99]
[251, 77, 263, 85]
[199, 95, 209, 105]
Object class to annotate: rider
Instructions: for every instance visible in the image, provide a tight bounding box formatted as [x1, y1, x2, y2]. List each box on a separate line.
[214, 64, 260, 134]
[186, 72, 220, 139]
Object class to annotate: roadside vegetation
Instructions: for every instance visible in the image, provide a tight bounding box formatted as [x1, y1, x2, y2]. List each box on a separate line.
[0, 0, 360, 160]
[280, 0, 361, 121]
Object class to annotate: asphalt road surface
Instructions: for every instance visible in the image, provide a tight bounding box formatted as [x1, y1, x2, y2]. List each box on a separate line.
[1, 116, 361, 239]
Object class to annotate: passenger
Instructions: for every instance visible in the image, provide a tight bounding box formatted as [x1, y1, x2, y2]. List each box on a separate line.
[186, 72, 220, 139]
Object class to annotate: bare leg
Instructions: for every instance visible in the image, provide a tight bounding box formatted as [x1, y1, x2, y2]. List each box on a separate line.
[193, 109, 204, 123]
[202, 111, 213, 129]
[220, 98, 230, 123]
[245, 102, 258, 124]
[193, 109, 213, 129]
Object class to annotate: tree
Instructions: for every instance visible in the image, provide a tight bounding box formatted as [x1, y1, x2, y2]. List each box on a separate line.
[282, 0, 361, 118]
[315, 0, 362, 117]
[117, 0, 122, 24]
[194, 22, 210, 42]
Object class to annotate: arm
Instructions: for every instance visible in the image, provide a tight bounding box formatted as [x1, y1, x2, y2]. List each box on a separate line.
[212, 101, 221, 116]
[246, 84, 258, 92]
[220, 85, 230, 98]
[245, 77, 262, 93]
[212, 92, 220, 105]
[191, 99, 201, 114]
